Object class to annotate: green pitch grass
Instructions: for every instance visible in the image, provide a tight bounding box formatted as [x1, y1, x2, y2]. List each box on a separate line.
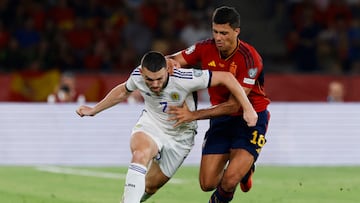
[0, 165, 359, 203]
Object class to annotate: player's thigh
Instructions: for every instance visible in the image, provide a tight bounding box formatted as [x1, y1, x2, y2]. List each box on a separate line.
[130, 132, 159, 164]
[145, 161, 170, 193]
[199, 153, 229, 191]
[222, 149, 254, 186]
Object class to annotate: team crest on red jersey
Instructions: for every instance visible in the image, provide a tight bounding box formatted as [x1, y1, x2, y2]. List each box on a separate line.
[248, 68, 258, 78]
[229, 62, 237, 75]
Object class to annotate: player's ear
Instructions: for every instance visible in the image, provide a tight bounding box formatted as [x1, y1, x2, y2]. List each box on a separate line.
[235, 27, 240, 35]
[165, 66, 171, 74]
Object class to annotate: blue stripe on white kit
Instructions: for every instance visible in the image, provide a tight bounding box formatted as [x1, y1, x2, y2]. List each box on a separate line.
[129, 163, 147, 174]
[131, 69, 141, 76]
[172, 69, 193, 79]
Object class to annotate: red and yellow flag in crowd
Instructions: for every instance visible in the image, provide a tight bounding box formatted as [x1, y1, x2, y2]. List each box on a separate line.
[10, 69, 60, 102]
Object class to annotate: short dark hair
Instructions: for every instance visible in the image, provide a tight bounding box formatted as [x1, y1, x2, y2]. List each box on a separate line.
[212, 6, 240, 29]
[141, 51, 166, 72]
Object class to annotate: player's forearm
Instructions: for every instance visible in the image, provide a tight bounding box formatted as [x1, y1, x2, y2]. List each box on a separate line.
[92, 83, 129, 114]
[192, 102, 238, 120]
[222, 74, 254, 112]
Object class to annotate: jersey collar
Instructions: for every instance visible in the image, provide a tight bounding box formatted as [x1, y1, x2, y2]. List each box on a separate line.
[219, 39, 240, 61]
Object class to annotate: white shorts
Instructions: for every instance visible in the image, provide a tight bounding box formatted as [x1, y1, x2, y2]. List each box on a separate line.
[132, 110, 196, 177]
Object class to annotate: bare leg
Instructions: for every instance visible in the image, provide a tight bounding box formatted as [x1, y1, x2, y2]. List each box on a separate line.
[122, 132, 159, 203]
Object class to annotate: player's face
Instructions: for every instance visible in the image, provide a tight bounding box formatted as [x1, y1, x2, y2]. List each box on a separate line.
[141, 67, 168, 94]
[212, 23, 240, 55]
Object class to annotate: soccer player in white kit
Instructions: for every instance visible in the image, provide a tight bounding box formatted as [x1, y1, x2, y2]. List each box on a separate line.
[76, 51, 257, 203]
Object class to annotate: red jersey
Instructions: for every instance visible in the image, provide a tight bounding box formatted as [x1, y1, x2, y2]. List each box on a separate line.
[181, 39, 270, 114]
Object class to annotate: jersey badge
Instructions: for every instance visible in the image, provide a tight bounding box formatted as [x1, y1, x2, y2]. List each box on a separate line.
[170, 92, 181, 101]
[185, 45, 195, 55]
[208, 60, 216, 67]
[248, 68, 258, 78]
[193, 69, 203, 77]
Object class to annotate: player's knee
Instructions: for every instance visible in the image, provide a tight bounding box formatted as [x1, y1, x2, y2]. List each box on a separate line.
[199, 179, 217, 192]
[222, 172, 243, 190]
[132, 150, 150, 165]
[223, 178, 239, 191]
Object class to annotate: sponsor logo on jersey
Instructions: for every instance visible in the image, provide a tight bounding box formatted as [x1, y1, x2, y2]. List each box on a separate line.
[193, 69, 203, 77]
[185, 45, 195, 55]
[243, 77, 255, 85]
[170, 92, 181, 101]
[248, 68, 258, 78]
[208, 60, 216, 67]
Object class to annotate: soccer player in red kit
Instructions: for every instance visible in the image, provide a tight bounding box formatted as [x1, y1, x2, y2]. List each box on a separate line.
[167, 6, 270, 203]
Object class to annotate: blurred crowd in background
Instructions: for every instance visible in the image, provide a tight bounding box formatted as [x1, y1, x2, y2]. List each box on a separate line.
[0, 0, 215, 74]
[278, 0, 360, 74]
[0, 0, 359, 75]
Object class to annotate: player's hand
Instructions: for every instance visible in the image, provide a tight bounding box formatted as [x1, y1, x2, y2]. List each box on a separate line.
[76, 105, 96, 117]
[243, 108, 258, 127]
[167, 103, 194, 127]
[166, 58, 180, 75]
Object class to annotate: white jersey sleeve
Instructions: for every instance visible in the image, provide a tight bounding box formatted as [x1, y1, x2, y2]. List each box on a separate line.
[125, 66, 141, 92]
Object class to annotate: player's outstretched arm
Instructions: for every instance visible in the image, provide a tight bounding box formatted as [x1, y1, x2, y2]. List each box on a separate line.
[168, 71, 257, 127]
[76, 82, 131, 117]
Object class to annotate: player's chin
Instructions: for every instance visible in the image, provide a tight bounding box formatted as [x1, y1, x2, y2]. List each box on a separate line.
[215, 43, 224, 49]
[151, 87, 161, 93]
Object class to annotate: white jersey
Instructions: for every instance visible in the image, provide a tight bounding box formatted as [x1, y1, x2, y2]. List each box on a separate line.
[126, 67, 212, 177]
[126, 67, 211, 137]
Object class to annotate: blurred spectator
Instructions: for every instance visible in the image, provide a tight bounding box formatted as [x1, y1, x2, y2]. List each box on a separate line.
[0, 21, 10, 50]
[47, 71, 85, 103]
[122, 11, 153, 56]
[327, 80, 345, 102]
[348, 17, 360, 71]
[48, 0, 76, 30]
[64, 17, 93, 54]
[180, 15, 210, 46]
[14, 18, 41, 49]
[1, 37, 26, 72]
[325, 0, 353, 29]
[292, 6, 321, 72]
[83, 39, 110, 72]
[350, 60, 360, 74]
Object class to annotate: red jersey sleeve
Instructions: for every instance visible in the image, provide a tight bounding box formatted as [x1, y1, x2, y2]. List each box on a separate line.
[236, 42, 263, 89]
[181, 39, 214, 66]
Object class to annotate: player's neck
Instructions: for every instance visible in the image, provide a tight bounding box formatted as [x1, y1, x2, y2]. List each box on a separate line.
[220, 40, 238, 59]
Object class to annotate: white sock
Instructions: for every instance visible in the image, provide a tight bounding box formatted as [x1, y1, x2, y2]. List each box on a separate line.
[122, 163, 147, 203]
